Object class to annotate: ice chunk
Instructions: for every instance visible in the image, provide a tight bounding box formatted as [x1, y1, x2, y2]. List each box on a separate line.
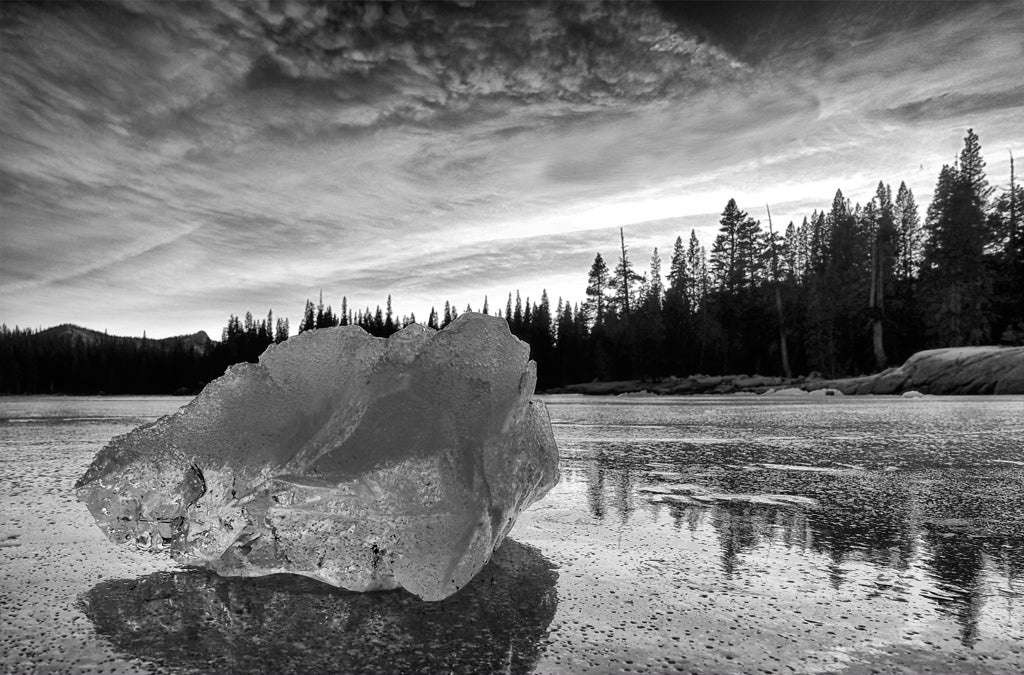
[75, 313, 559, 601]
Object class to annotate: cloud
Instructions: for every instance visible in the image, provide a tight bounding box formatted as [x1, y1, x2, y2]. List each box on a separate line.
[876, 88, 1024, 124]
[1, 1, 1021, 337]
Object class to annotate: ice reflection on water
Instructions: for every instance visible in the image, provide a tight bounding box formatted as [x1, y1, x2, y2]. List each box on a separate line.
[543, 395, 1024, 652]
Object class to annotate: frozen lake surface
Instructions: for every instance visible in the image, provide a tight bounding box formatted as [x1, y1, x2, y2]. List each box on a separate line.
[2, 394, 1022, 674]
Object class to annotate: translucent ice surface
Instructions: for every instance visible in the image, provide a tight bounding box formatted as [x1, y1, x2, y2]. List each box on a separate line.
[75, 313, 559, 600]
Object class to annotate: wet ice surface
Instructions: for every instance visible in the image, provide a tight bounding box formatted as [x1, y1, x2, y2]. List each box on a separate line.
[3, 395, 1023, 674]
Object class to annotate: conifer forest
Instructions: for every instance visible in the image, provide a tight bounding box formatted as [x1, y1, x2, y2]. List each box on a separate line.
[2, 130, 1021, 395]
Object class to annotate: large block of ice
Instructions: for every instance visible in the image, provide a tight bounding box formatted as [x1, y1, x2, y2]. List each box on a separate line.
[75, 313, 559, 600]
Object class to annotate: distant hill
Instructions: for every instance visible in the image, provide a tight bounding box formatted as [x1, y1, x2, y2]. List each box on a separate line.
[34, 324, 215, 356]
[1, 323, 221, 395]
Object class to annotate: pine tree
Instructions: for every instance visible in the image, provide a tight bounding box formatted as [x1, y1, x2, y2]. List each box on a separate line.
[585, 253, 610, 326]
[442, 301, 452, 328]
[315, 290, 325, 329]
[513, 292, 523, 333]
[685, 230, 703, 311]
[710, 199, 763, 293]
[384, 295, 395, 335]
[274, 317, 289, 343]
[535, 292, 552, 335]
[373, 305, 385, 335]
[555, 300, 575, 384]
[765, 204, 792, 378]
[894, 182, 922, 284]
[821, 188, 869, 375]
[808, 210, 828, 279]
[988, 152, 1024, 343]
[958, 128, 992, 208]
[427, 307, 439, 330]
[646, 248, 664, 309]
[783, 221, 798, 280]
[868, 181, 897, 369]
[636, 248, 666, 377]
[299, 300, 315, 333]
[531, 290, 555, 387]
[664, 235, 691, 375]
[321, 304, 337, 328]
[921, 130, 993, 346]
[666, 236, 688, 300]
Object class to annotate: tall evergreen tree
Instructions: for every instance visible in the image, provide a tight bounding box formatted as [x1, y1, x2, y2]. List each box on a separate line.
[684, 230, 704, 311]
[764, 204, 792, 378]
[646, 248, 664, 309]
[868, 181, 897, 369]
[530, 291, 555, 387]
[299, 300, 315, 333]
[988, 153, 1024, 342]
[513, 291, 523, 333]
[666, 236, 688, 301]
[664, 236, 691, 374]
[921, 130, 993, 346]
[894, 182, 922, 284]
[637, 248, 666, 377]
[384, 295, 395, 335]
[315, 291, 325, 329]
[783, 221, 799, 280]
[585, 253, 610, 326]
[710, 199, 763, 293]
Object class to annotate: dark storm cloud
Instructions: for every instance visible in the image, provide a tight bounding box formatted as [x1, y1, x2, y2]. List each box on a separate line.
[1, 0, 1021, 336]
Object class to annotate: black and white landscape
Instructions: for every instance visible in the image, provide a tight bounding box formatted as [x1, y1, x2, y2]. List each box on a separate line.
[1, 2, 1022, 674]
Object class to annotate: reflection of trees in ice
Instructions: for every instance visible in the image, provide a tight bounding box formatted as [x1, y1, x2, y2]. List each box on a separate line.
[578, 453, 1023, 647]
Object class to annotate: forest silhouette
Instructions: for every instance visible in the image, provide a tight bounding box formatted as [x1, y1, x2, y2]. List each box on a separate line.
[2, 130, 1021, 395]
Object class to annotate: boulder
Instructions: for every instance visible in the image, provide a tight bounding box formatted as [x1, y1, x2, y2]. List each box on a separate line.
[76, 313, 559, 601]
[901, 346, 1024, 394]
[806, 346, 1024, 395]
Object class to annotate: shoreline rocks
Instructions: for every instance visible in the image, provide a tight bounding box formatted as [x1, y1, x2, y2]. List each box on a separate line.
[545, 346, 1024, 397]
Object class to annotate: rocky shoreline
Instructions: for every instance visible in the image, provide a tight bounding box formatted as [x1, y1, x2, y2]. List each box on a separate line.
[544, 346, 1024, 396]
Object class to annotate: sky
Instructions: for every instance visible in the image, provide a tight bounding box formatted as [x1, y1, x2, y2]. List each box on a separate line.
[1, 0, 1021, 339]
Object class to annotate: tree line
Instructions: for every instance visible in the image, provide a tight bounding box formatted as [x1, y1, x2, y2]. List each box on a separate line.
[2, 129, 1018, 395]
[539, 128, 1021, 386]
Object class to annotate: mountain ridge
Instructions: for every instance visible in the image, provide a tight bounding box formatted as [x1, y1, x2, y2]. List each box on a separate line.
[33, 323, 214, 355]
